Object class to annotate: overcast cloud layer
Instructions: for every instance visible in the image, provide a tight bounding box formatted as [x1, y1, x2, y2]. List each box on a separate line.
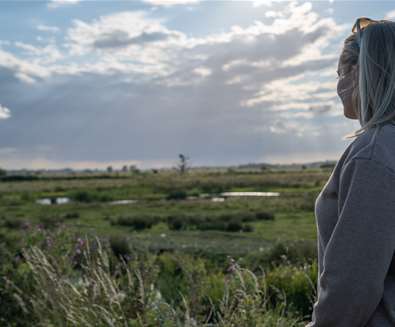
[0, 0, 392, 170]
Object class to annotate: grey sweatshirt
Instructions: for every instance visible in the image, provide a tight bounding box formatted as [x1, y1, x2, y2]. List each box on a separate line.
[306, 122, 395, 327]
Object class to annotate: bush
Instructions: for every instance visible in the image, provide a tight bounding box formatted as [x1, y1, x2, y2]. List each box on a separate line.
[255, 211, 275, 221]
[196, 220, 227, 231]
[194, 218, 251, 233]
[113, 216, 156, 230]
[156, 252, 208, 312]
[69, 190, 114, 203]
[226, 220, 243, 232]
[166, 190, 188, 200]
[2, 217, 29, 230]
[264, 263, 317, 317]
[238, 212, 257, 222]
[298, 192, 317, 211]
[70, 190, 93, 202]
[167, 215, 187, 231]
[241, 224, 254, 232]
[109, 235, 132, 260]
[244, 239, 317, 271]
[62, 212, 80, 220]
[20, 192, 33, 202]
[0, 227, 310, 326]
[0, 175, 38, 182]
[200, 184, 227, 194]
[38, 216, 64, 229]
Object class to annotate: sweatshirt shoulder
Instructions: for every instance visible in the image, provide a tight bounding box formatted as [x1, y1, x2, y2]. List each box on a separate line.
[342, 123, 395, 175]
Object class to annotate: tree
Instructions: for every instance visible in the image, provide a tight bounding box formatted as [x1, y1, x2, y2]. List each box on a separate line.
[107, 166, 113, 173]
[176, 153, 190, 175]
[0, 167, 6, 178]
[122, 165, 128, 173]
[129, 165, 140, 174]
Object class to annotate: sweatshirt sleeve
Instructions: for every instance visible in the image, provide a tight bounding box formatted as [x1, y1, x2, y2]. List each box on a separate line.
[305, 158, 395, 327]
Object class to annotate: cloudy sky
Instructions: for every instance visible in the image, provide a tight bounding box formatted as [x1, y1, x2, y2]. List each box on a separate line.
[0, 0, 394, 170]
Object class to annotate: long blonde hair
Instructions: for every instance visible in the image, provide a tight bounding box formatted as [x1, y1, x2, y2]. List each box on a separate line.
[341, 21, 395, 139]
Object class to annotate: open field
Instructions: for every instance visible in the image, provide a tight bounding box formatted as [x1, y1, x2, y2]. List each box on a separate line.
[0, 167, 331, 326]
[0, 168, 328, 256]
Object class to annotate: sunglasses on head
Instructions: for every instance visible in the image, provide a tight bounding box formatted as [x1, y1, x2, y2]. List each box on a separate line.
[352, 17, 391, 46]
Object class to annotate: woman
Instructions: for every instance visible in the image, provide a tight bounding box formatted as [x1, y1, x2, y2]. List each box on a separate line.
[306, 17, 395, 327]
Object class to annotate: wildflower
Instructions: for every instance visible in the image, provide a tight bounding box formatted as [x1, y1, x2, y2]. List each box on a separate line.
[45, 236, 53, 248]
[21, 221, 31, 230]
[226, 257, 240, 274]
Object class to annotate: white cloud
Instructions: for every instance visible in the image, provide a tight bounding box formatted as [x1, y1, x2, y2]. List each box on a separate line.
[14, 42, 63, 63]
[241, 70, 339, 118]
[0, 40, 10, 47]
[1, 1, 345, 93]
[44, 0, 344, 82]
[252, 0, 292, 8]
[142, 0, 200, 7]
[0, 105, 11, 120]
[66, 11, 184, 53]
[0, 49, 49, 83]
[37, 24, 60, 33]
[385, 9, 395, 20]
[48, 0, 80, 9]
[268, 120, 309, 137]
[0, 1, 353, 169]
[193, 66, 211, 77]
[265, 10, 285, 18]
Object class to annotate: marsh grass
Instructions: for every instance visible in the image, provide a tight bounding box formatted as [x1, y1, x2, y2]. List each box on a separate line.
[0, 169, 325, 325]
[2, 233, 314, 326]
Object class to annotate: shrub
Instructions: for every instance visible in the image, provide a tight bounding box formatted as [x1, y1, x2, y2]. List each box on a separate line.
[196, 220, 227, 231]
[38, 216, 64, 229]
[70, 190, 93, 203]
[0, 175, 38, 182]
[298, 192, 317, 211]
[226, 220, 243, 232]
[109, 235, 132, 260]
[241, 224, 254, 232]
[69, 190, 114, 203]
[238, 212, 257, 222]
[264, 262, 317, 317]
[200, 183, 227, 194]
[0, 228, 310, 326]
[166, 190, 188, 200]
[167, 215, 186, 231]
[2, 218, 28, 230]
[255, 211, 275, 221]
[244, 239, 317, 271]
[62, 212, 80, 220]
[194, 218, 250, 233]
[20, 192, 33, 202]
[114, 216, 156, 230]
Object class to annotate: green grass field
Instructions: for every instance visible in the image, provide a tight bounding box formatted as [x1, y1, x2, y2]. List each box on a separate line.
[0, 168, 330, 326]
[0, 168, 327, 255]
